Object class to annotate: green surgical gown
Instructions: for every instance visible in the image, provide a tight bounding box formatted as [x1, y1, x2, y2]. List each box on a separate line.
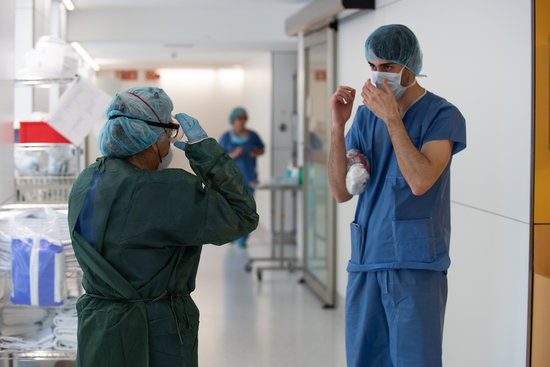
[68, 138, 259, 367]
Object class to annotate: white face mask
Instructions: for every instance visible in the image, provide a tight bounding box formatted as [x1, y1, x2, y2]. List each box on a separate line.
[157, 146, 173, 170]
[371, 66, 416, 100]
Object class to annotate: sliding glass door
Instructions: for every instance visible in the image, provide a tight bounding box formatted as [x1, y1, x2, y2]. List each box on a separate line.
[302, 27, 336, 307]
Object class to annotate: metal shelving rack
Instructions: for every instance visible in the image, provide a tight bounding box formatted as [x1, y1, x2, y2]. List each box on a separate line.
[0, 204, 82, 364]
[14, 143, 80, 204]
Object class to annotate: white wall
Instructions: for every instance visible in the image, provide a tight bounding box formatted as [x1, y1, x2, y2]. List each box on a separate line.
[335, 0, 531, 366]
[0, 0, 15, 205]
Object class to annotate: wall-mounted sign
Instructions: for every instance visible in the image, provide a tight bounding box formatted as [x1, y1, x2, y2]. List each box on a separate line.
[115, 70, 138, 80]
[146, 70, 160, 80]
[315, 70, 326, 81]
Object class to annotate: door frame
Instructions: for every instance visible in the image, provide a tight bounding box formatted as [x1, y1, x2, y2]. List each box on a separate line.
[300, 25, 337, 308]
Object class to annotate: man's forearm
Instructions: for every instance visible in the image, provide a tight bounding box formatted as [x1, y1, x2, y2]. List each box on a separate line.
[385, 117, 449, 196]
[329, 125, 353, 203]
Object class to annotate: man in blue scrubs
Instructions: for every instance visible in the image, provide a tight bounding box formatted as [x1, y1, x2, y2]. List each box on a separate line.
[329, 24, 466, 367]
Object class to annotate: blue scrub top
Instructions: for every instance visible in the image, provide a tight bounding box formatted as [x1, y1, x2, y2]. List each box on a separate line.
[219, 129, 264, 189]
[345, 91, 466, 272]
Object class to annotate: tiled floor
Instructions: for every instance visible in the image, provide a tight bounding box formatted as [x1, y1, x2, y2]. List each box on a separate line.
[9, 229, 347, 367]
[194, 234, 347, 367]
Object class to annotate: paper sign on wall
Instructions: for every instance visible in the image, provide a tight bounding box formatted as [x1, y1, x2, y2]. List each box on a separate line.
[48, 78, 112, 146]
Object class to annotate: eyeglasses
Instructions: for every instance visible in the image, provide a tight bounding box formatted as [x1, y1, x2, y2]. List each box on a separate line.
[166, 125, 184, 142]
[164, 117, 184, 142]
[143, 120, 183, 142]
[142, 118, 184, 142]
[108, 114, 184, 142]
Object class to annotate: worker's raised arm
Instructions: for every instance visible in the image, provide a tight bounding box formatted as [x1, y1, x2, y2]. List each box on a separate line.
[174, 113, 259, 244]
[329, 86, 355, 203]
[361, 79, 452, 195]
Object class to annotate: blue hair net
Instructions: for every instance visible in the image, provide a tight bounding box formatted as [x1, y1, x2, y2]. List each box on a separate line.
[229, 107, 247, 125]
[99, 87, 174, 158]
[365, 24, 423, 76]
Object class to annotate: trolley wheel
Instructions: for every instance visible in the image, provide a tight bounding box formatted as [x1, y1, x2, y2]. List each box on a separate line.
[244, 262, 252, 272]
[256, 269, 262, 281]
[288, 262, 295, 273]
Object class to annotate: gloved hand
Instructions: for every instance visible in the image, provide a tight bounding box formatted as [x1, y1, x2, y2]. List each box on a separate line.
[174, 112, 208, 143]
[173, 141, 187, 151]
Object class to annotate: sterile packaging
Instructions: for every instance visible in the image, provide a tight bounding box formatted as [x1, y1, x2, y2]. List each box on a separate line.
[11, 237, 65, 307]
[18, 36, 78, 79]
[345, 149, 371, 195]
[8, 208, 66, 307]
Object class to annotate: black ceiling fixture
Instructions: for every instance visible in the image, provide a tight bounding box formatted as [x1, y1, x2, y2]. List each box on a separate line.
[342, 0, 375, 9]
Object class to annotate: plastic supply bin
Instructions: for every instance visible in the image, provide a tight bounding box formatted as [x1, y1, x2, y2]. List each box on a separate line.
[19, 121, 71, 144]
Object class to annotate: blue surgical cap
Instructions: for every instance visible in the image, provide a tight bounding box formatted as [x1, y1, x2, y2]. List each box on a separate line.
[365, 24, 423, 76]
[229, 107, 247, 125]
[99, 87, 174, 158]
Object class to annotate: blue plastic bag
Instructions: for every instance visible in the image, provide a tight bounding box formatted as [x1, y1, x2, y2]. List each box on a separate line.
[11, 237, 65, 307]
[9, 207, 66, 307]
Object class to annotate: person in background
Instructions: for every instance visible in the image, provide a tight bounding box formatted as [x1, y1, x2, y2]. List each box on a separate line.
[219, 107, 265, 248]
[68, 87, 258, 367]
[329, 24, 466, 367]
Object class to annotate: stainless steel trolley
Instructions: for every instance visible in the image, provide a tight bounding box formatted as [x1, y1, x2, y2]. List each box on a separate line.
[245, 179, 302, 281]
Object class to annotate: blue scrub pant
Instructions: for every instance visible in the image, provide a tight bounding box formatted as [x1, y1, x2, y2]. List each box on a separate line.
[345, 269, 447, 367]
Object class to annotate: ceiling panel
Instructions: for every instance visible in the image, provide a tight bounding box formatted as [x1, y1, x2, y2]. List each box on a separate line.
[68, 0, 313, 69]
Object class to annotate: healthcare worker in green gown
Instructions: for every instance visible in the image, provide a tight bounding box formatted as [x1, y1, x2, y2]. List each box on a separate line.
[68, 87, 259, 367]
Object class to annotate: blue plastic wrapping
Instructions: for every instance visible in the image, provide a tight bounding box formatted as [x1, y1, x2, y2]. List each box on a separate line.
[7, 207, 66, 307]
[11, 237, 65, 307]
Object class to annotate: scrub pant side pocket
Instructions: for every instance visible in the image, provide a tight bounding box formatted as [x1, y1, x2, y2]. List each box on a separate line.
[350, 222, 366, 264]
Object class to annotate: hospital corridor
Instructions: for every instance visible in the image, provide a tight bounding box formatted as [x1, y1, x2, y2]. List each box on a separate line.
[0, 0, 548, 367]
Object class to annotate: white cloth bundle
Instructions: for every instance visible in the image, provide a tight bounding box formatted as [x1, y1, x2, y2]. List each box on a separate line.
[2, 305, 49, 326]
[0, 326, 55, 351]
[0, 305, 52, 341]
[52, 298, 77, 351]
[53, 327, 77, 350]
[345, 149, 371, 195]
[0, 222, 13, 271]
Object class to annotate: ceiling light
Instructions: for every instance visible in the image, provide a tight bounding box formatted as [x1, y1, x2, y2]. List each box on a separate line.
[163, 44, 193, 49]
[71, 42, 100, 72]
[61, 0, 75, 11]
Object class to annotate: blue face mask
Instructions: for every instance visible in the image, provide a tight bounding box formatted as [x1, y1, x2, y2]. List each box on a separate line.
[230, 131, 249, 145]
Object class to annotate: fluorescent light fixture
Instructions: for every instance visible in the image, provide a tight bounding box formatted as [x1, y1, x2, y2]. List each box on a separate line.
[71, 42, 100, 72]
[61, 0, 75, 11]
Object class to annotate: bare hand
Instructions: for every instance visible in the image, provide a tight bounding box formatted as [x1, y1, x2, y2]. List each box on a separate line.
[330, 86, 356, 127]
[232, 146, 244, 157]
[361, 79, 400, 122]
[250, 146, 264, 158]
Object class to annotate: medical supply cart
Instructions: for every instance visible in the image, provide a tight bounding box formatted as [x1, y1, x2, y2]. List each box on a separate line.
[14, 143, 80, 204]
[0, 204, 82, 365]
[245, 178, 302, 281]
